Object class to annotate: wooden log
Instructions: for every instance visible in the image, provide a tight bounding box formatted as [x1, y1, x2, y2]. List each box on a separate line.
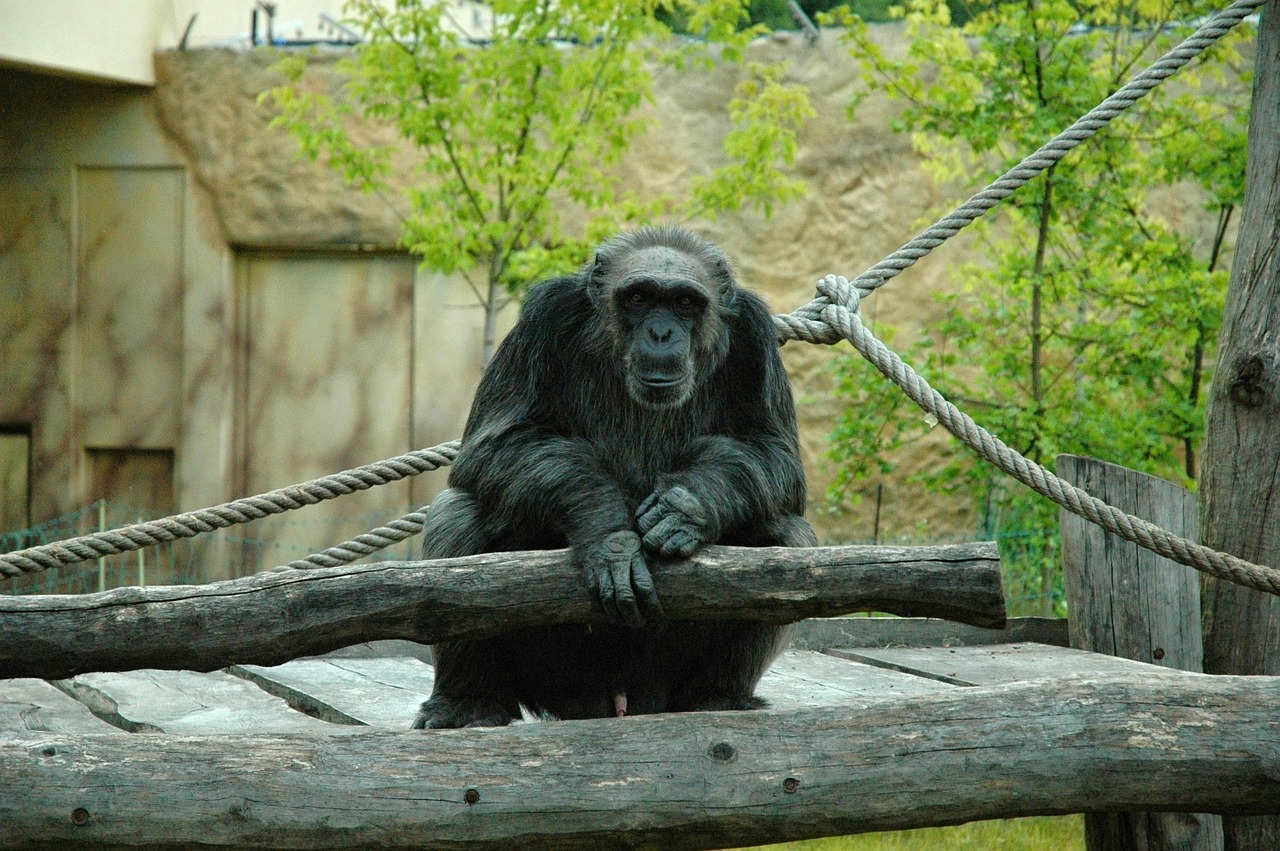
[0, 673, 1275, 850]
[0, 542, 1005, 679]
[307, 615, 1070, 658]
[1198, 2, 1280, 847]
[1061, 454, 1221, 851]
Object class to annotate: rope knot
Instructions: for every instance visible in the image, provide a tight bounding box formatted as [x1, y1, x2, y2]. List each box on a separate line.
[816, 274, 863, 315]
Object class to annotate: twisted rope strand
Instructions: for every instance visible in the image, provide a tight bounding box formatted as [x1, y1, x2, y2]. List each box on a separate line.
[0, 442, 459, 578]
[775, 0, 1266, 345]
[281, 507, 431, 569]
[812, 278, 1280, 596]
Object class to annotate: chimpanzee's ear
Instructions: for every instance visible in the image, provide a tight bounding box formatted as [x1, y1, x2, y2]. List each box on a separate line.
[713, 258, 738, 307]
[585, 251, 607, 308]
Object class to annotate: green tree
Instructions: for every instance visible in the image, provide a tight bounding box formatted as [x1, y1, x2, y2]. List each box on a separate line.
[264, 0, 812, 363]
[823, 0, 1249, 613]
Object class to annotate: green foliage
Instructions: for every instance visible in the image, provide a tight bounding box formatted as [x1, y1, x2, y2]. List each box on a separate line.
[823, 0, 1249, 613]
[743, 815, 1085, 849]
[748, 0, 934, 29]
[262, 0, 812, 362]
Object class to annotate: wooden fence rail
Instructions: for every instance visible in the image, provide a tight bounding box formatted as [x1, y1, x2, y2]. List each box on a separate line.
[0, 542, 1004, 679]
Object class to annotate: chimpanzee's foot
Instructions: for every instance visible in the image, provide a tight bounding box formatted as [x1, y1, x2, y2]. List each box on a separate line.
[411, 695, 519, 729]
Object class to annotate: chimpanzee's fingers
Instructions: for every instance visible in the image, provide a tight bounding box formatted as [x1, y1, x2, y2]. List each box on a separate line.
[610, 552, 645, 629]
[658, 529, 701, 559]
[629, 551, 664, 622]
[642, 513, 702, 558]
[592, 558, 621, 624]
[586, 531, 646, 627]
[636, 492, 661, 528]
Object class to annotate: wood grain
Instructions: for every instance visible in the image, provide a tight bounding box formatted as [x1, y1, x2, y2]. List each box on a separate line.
[1198, 4, 1280, 847]
[1060, 454, 1220, 850]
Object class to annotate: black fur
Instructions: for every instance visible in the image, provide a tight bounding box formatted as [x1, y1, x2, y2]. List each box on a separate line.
[412, 227, 815, 729]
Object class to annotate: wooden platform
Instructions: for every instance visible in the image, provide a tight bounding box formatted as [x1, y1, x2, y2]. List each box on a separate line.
[3, 617, 1277, 850]
[2, 617, 1082, 736]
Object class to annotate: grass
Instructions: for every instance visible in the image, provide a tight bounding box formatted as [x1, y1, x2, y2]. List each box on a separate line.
[733, 816, 1085, 850]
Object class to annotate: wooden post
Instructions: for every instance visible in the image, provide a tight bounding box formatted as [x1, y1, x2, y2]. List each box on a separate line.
[1060, 455, 1222, 851]
[1199, 1, 1280, 848]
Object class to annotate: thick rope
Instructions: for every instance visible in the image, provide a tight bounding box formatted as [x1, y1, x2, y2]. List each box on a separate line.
[0, 0, 1269, 590]
[280, 506, 431, 570]
[774, 0, 1267, 346]
[766, 0, 1280, 596]
[0, 443, 458, 578]
[810, 276, 1280, 596]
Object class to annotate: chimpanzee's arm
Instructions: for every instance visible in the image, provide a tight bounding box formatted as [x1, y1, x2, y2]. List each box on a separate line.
[446, 281, 662, 627]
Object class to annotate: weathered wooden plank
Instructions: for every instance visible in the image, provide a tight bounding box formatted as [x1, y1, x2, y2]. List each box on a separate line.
[0, 679, 120, 734]
[0, 542, 1006, 680]
[236, 650, 945, 727]
[1, 674, 1276, 850]
[54, 670, 338, 735]
[790, 616, 1068, 651]
[1060, 455, 1204, 670]
[1060, 455, 1221, 851]
[829, 642, 1167, 686]
[756, 650, 950, 709]
[231, 657, 435, 729]
[321, 639, 432, 662]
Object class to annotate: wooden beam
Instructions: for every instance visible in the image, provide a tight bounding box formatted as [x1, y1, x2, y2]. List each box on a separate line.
[0, 673, 1275, 850]
[0, 542, 1004, 679]
[1198, 3, 1280, 846]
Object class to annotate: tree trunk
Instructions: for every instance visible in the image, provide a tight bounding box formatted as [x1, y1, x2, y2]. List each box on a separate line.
[482, 276, 502, 367]
[1199, 2, 1280, 848]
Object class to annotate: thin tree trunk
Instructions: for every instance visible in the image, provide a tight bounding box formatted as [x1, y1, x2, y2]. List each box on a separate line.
[482, 276, 502, 367]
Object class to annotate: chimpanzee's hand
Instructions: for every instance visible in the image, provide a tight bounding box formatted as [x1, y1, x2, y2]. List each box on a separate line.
[580, 530, 663, 628]
[636, 485, 712, 558]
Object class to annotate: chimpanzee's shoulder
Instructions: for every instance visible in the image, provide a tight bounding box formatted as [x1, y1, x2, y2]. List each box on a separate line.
[520, 275, 590, 325]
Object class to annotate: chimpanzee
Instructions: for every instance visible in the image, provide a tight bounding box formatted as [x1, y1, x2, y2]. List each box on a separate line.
[412, 226, 815, 729]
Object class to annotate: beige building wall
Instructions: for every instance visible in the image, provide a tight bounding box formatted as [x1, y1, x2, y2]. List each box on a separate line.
[0, 58, 504, 581]
[0, 0, 181, 84]
[0, 1, 494, 85]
